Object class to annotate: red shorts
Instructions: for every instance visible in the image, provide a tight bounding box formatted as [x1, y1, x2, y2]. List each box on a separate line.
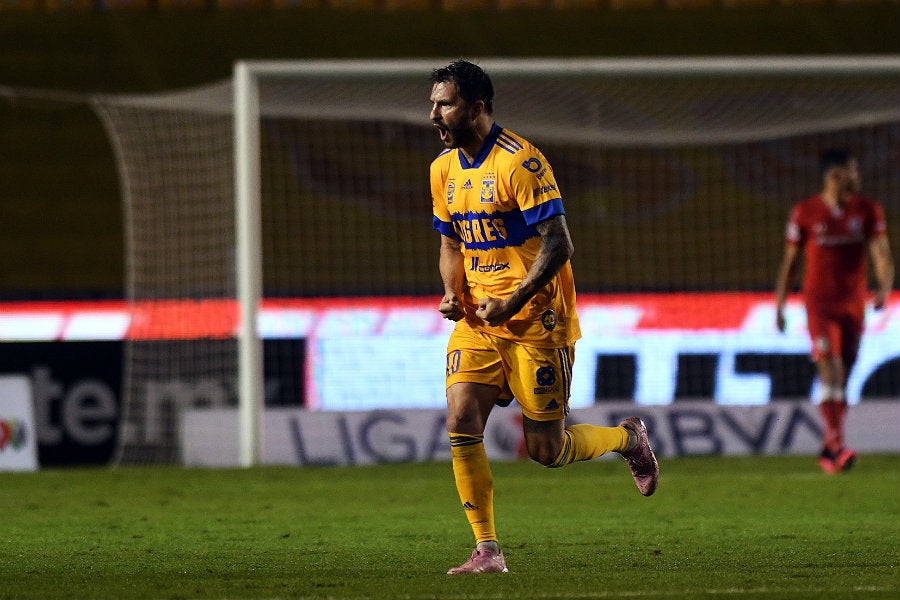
[805, 302, 864, 364]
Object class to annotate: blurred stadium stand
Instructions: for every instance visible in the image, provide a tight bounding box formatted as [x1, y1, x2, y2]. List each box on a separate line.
[1, 0, 898, 12]
[2, 0, 898, 469]
[1, 0, 899, 299]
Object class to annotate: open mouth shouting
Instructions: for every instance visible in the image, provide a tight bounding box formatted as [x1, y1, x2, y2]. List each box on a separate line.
[434, 121, 452, 146]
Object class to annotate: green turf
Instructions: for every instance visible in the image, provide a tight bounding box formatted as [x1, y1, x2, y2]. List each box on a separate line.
[1, 455, 897, 599]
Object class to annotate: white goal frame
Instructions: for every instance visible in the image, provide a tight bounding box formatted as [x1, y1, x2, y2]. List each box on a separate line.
[231, 55, 900, 467]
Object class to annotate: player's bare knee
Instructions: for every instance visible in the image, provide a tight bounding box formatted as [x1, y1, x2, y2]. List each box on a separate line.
[526, 441, 563, 467]
[446, 413, 475, 434]
[521, 416, 566, 466]
[532, 450, 560, 467]
[445, 405, 486, 435]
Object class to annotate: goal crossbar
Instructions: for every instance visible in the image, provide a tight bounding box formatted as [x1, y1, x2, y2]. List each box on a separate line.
[235, 55, 900, 78]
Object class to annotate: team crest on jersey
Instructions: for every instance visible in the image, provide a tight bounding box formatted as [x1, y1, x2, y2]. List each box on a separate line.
[480, 173, 496, 204]
[541, 309, 557, 331]
[447, 179, 456, 204]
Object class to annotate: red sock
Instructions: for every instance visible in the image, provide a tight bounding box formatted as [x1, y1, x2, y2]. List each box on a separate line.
[835, 400, 848, 449]
[818, 400, 844, 455]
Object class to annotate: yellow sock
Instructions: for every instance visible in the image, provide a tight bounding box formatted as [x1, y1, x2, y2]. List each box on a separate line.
[549, 424, 630, 468]
[449, 433, 496, 544]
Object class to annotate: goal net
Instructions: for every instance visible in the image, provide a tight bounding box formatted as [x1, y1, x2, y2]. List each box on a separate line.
[91, 57, 900, 465]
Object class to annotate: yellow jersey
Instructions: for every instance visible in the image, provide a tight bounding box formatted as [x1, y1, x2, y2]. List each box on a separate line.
[431, 124, 581, 348]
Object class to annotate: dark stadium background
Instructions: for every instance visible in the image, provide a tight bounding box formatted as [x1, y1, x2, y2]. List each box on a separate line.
[2, 2, 899, 467]
[1, 1, 899, 299]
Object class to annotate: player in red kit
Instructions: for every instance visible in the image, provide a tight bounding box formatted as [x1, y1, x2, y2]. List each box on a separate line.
[775, 148, 894, 474]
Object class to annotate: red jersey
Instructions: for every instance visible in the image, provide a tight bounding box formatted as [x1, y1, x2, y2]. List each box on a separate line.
[785, 193, 887, 308]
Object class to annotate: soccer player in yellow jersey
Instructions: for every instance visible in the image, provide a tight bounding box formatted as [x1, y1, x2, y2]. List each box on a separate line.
[429, 60, 660, 575]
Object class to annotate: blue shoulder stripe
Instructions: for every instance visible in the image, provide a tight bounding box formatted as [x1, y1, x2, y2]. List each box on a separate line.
[496, 132, 524, 154]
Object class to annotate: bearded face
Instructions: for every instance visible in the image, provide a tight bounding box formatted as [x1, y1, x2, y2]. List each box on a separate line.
[430, 81, 478, 151]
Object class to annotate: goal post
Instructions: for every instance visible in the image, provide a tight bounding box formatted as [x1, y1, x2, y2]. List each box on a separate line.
[230, 58, 443, 468]
[234, 62, 264, 467]
[93, 56, 900, 466]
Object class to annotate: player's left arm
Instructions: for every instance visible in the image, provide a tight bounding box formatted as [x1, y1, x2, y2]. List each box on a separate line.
[868, 234, 894, 310]
[476, 215, 574, 327]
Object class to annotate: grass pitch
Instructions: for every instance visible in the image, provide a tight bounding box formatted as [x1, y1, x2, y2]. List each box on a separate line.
[1, 455, 897, 599]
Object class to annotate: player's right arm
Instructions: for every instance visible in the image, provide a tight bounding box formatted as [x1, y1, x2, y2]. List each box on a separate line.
[775, 242, 801, 333]
[432, 154, 465, 321]
[439, 233, 466, 322]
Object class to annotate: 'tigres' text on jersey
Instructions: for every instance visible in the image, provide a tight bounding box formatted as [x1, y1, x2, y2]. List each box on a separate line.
[431, 124, 581, 348]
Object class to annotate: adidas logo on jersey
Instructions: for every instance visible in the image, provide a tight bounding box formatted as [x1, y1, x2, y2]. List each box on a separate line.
[462, 179, 473, 190]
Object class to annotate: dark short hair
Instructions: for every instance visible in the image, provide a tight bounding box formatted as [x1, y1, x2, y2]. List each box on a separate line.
[819, 148, 854, 176]
[430, 59, 494, 115]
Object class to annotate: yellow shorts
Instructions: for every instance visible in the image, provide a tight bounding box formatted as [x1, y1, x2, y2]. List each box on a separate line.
[445, 325, 574, 422]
